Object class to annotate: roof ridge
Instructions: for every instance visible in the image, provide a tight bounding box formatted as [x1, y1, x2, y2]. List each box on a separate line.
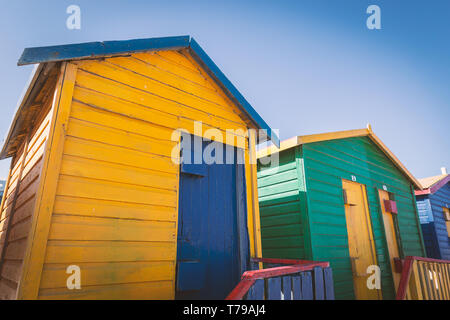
[257, 127, 422, 189]
[2, 35, 280, 159]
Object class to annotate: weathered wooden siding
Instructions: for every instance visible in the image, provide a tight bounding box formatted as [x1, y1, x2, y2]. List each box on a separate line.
[302, 136, 425, 299]
[429, 184, 450, 260]
[0, 101, 53, 299]
[416, 196, 440, 258]
[36, 50, 254, 299]
[418, 184, 450, 260]
[257, 148, 310, 260]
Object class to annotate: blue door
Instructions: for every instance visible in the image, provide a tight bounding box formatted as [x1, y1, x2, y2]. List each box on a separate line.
[176, 134, 249, 299]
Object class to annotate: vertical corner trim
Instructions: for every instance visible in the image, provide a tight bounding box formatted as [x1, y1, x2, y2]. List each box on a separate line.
[17, 62, 78, 300]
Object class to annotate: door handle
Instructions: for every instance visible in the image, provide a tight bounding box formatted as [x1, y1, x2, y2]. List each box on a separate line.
[350, 257, 367, 277]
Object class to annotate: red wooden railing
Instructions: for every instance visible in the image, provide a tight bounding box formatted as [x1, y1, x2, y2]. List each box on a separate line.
[396, 256, 450, 300]
[226, 258, 333, 300]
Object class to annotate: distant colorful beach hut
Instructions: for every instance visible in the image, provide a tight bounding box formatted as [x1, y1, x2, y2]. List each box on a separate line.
[415, 168, 450, 260]
[0, 181, 5, 201]
[0, 36, 279, 300]
[257, 126, 426, 300]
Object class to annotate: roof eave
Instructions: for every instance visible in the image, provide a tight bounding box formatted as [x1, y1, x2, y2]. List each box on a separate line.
[257, 128, 369, 159]
[366, 131, 423, 190]
[188, 38, 279, 147]
[0, 63, 45, 159]
[257, 127, 422, 190]
[3, 35, 280, 160]
[416, 175, 450, 195]
[18, 35, 191, 66]
[415, 189, 431, 196]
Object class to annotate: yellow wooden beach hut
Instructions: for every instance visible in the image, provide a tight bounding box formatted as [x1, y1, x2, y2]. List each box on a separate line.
[0, 36, 279, 300]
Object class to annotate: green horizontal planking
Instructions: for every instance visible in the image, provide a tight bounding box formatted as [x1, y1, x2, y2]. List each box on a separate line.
[261, 235, 304, 248]
[258, 191, 300, 207]
[259, 201, 301, 217]
[257, 169, 298, 188]
[303, 137, 425, 300]
[257, 148, 307, 262]
[260, 212, 301, 228]
[257, 136, 426, 300]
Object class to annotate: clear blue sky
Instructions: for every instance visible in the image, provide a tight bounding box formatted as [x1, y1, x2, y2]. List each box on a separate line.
[0, 0, 448, 180]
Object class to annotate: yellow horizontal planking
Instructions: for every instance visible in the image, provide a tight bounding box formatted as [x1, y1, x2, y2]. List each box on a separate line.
[3, 187, 19, 211]
[10, 195, 35, 225]
[181, 49, 244, 107]
[53, 195, 176, 221]
[0, 279, 17, 300]
[1, 260, 22, 284]
[6, 177, 19, 199]
[63, 136, 177, 173]
[4, 238, 27, 260]
[24, 134, 48, 169]
[8, 158, 24, 191]
[7, 217, 31, 242]
[21, 154, 44, 184]
[13, 177, 40, 210]
[0, 204, 13, 222]
[40, 261, 174, 289]
[38, 280, 173, 300]
[73, 85, 179, 129]
[44, 240, 176, 263]
[8, 165, 20, 186]
[17, 63, 77, 300]
[0, 216, 9, 232]
[9, 152, 25, 184]
[72, 102, 246, 151]
[76, 61, 245, 124]
[60, 154, 177, 190]
[25, 111, 50, 159]
[17, 157, 43, 197]
[133, 52, 215, 91]
[23, 128, 48, 169]
[70, 100, 174, 142]
[74, 70, 247, 133]
[66, 117, 176, 158]
[104, 56, 232, 108]
[48, 214, 176, 242]
[72, 86, 248, 147]
[56, 174, 177, 207]
[157, 50, 200, 72]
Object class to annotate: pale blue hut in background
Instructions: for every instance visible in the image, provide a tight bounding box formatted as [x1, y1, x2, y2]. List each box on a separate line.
[415, 167, 450, 260]
[0, 180, 5, 200]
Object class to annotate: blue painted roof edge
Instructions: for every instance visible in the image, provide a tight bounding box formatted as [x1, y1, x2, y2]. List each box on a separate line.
[0, 64, 43, 159]
[189, 38, 280, 148]
[18, 35, 191, 66]
[15, 35, 279, 147]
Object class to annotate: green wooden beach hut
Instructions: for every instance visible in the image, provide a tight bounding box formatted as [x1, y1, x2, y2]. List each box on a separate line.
[257, 126, 426, 300]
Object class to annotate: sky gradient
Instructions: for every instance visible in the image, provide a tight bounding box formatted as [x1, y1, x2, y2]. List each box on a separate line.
[0, 0, 448, 180]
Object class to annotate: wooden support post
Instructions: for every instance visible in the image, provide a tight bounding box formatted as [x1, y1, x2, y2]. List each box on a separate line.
[313, 266, 324, 300]
[408, 260, 423, 300]
[17, 62, 77, 300]
[396, 256, 413, 300]
[0, 135, 30, 277]
[267, 277, 281, 300]
[301, 271, 313, 300]
[418, 262, 429, 300]
[247, 129, 262, 261]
